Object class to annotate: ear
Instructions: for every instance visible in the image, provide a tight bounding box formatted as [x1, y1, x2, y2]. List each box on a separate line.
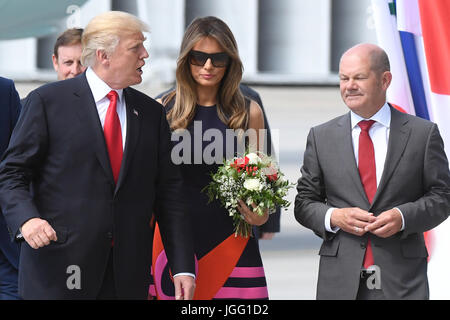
[382, 71, 392, 90]
[95, 49, 110, 67]
[52, 54, 59, 72]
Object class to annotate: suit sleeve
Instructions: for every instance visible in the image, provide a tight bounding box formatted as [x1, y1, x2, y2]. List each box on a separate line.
[8, 79, 21, 129]
[0, 90, 47, 240]
[294, 128, 334, 240]
[397, 123, 450, 238]
[153, 107, 195, 275]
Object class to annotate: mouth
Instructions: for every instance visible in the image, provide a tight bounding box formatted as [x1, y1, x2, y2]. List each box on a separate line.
[201, 74, 214, 80]
[137, 64, 144, 74]
[346, 93, 362, 99]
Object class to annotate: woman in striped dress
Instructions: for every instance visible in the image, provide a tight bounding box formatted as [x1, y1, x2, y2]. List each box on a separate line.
[150, 16, 269, 300]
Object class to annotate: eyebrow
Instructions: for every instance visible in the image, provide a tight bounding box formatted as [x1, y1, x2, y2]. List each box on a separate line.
[128, 37, 147, 46]
[339, 72, 368, 77]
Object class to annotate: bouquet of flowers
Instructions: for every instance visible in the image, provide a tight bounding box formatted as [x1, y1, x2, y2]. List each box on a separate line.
[203, 152, 293, 238]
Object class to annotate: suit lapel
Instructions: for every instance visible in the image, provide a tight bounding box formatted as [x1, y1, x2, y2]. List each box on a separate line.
[336, 113, 368, 202]
[371, 106, 411, 206]
[115, 88, 141, 194]
[72, 73, 115, 185]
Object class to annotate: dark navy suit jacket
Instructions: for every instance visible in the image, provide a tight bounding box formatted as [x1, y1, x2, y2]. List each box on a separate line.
[0, 73, 194, 299]
[0, 77, 21, 299]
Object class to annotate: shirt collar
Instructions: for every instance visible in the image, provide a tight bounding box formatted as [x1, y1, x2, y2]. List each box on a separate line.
[350, 102, 391, 129]
[85, 67, 124, 103]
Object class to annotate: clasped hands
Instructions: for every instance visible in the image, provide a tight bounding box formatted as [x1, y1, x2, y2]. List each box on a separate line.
[330, 207, 403, 238]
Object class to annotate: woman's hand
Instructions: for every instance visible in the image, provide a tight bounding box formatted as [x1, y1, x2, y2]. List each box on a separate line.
[237, 200, 269, 226]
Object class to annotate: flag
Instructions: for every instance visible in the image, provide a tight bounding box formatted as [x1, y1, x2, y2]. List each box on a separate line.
[414, 0, 450, 300]
[372, 0, 450, 299]
[371, 0, 415, 115]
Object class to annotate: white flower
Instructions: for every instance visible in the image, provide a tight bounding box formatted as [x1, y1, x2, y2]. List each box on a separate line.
[243, 178, 261, 191]
[246, 152, 260, 165]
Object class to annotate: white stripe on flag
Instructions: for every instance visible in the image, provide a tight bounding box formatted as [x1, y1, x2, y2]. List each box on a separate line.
[370, 0, 415, 114]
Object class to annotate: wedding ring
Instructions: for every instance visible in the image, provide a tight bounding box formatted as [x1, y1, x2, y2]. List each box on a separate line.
[354, 226, 360, 233]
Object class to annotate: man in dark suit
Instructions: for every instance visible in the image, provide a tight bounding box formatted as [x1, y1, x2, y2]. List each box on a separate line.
[0, 11, 195, 300]
[0, 77, 21, 300]
[295, 43, 450, 299]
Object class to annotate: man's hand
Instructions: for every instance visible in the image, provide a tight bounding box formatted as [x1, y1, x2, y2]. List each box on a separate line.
[174, 275, 195, 300]
[21, 218, 57, 249]
[331, 207, 377, 236]
[365, 208, 403, 238]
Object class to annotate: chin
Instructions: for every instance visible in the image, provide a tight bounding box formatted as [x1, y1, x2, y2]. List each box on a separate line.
[198, 80, 220, 87]
[345, 99, 362, 109]
[128, 76, 143, 87]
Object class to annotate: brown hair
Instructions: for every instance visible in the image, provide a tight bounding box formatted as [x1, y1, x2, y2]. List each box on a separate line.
[164, 16, 247, 131]
[53, 28, 83, 58]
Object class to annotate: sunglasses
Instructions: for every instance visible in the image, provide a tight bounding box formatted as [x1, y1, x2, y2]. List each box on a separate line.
[188, 50, 230, 68]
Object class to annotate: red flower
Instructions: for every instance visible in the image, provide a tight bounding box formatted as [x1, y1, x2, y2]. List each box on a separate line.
[233, 156, 249, 169]
[263, 165, 278, 182]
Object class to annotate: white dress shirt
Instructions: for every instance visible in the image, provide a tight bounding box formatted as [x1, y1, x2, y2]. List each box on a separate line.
[325, 103, 404, 232]
[85, 67, 127, 150]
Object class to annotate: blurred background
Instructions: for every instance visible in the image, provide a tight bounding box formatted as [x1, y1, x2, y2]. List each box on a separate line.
[0, 0, 378, 84]
[0, 0, 379, 299]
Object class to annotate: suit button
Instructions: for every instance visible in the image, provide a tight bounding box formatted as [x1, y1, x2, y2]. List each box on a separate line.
[360, 243, 366, 249]
[107, 232, 113, 239]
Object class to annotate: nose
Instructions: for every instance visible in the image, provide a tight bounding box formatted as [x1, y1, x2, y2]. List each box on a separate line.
[72, 62, 83, 76]
[346, 79, 359, 91]
[142, 47, 149, 59]
[203, 58, 214, 69]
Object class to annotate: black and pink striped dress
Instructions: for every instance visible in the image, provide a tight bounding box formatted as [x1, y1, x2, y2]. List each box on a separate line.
[150, 103, 268, 300]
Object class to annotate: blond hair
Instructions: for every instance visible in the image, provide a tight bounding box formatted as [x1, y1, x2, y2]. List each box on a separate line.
[164, 16, 248, 131]
[81, 11, 149, 67]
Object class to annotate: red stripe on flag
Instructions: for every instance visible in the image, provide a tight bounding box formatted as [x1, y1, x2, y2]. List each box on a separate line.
[418, 0, 450, 95]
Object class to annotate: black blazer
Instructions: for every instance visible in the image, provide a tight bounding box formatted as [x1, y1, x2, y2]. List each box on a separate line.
[0, 76, 21, 272]
[0, 73, 194, 299]
[0, 77, 21, 157]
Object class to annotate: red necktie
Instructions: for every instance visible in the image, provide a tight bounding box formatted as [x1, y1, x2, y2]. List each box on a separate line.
[104, 90, 123, 184]
[358, 120, 376, 269]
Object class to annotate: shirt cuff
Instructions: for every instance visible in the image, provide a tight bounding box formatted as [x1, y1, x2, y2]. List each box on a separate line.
[393, 207, 405, 231]
[325, 208, 340, 233]
[173, 272, 195, 280]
